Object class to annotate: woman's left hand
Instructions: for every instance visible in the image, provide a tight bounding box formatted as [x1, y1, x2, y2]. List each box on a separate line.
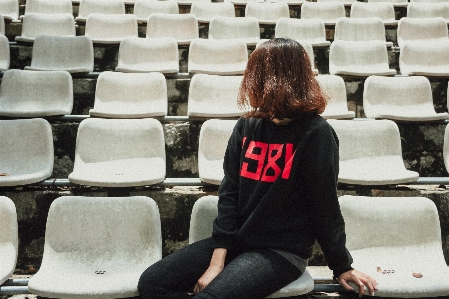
[194, 265, 223, 294]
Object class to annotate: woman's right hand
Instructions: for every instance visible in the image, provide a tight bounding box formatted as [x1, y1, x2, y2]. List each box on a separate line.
[194, 265, 224, 294]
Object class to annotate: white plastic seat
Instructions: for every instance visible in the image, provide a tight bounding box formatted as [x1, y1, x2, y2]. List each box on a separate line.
[0, 0, 18, 21]
[407, 3, 449, 21]
[275, 17, 330, 47]
[0, 34, 9, 71]
[116, 37, 179, 73]
[15, 13, 75, 43]
[188, 38, 248, 75]
[350, 2, 397, 25]
[188, 74, 244, 117]
[334, 17, 392, 47]
[189, 196, 314, 298]
[223, 0, 264, 5]
[245, 2, 290, 24]
[340, 195, 449, 298]
[368, 0, 408, 7]
[0, 118, 54, 186]
[316, 75, 355, 119]
[399, 40, 449, 76]
[329, 40, 396, 76]
[28, 196, 162, 299]
[176, 0, 211, 5]
[0, 69, 73, 117]
[134, 0, 178, 23]
[363, 76, 449, 121]
[444, 124, 449, 173]
[75, 0, 125, 22]
[327, 119, 419, 185]
[317, 0, 356, 5]
[0, 196, 17, 286]
[85, 13, 138, 44]
[25, 35, 94, 73]
[23, 0, 72, 16]
[198, 119, 237, 185]
[89, 71, 167, 118]
[208, 16, 260, 46]
[300, 1, 346, 26]
[411, 0, 449, 3]
[0, 14, 4, 35]
[397, 17, 448, 48]
[68, 118, 165, 187]
[146, 13, 199, 45]
[190, 2, 235, 23]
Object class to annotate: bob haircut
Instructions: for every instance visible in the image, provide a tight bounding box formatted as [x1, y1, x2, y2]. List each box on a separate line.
[238, 38, 327, 119]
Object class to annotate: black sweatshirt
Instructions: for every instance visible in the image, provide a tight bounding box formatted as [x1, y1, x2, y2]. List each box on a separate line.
[212, 114, 353, 277]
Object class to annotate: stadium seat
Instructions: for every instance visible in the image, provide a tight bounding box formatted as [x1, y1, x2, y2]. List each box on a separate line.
[224, 0, 264, 5]
[0, 196, 17, 286]
[411, 0, 449, 3]
[0, 118, 54, 186]
[15, 13, 75, 43]
[317, 0, 356, 4]
[22, 0, 71, 16]
[187, 74, 244, 117]
[339, 195, 449, 297]
[188, 38, 248, 75]
[25, 35, 94, 73]
[116, 37, 179, 73]
[327, 119, 419, 185]
[0, 35, 9, 71]
[189, 196, 315, 298]
[68, 118, 166, 187]
[316, 74, 355, 119]
[363, 75, 449, 121]
[0, 14, 4, 36]
[397, 17, 448, 48]
[300, 1, 346, 26]
[176, 0, 211, 5]
[208, 16, 260, 46]
[146, 13, 199, 45]
[399, 40, 449, 76]
[407, 2, 449, 21]
[134, 0, 178, 23]
[329, 40, 396, 76]
[28, 196, 162, 299]
[0, 0, 18, 21]
[190, 2, 235, 23]
[75, 0, 125, 22]
[444, 124, 449, 173]
[334, 17, 393, 47]
[350, 2, 397, 25]
[85, 13, 138, 44]
[368, 0, 408, 7]
[198, 119, 237, 185]
[0, 69, 73, 117]
[275, 17, 330, 48]
[89, 71, 167, 118]
[245, 2, 290, 25]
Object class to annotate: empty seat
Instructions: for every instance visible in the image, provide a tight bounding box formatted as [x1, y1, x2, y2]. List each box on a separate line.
[329, 40, 396, 76]
[176, 0, 211, 5]
[28, 196, 162, 299]
[0, 14, 4, 35]
[116, 37, 179, 73]
[368, 0, 408, 7]
[89, 71, 167, 118]
[133, 0, 178, 23]
[224, 0, 264, 4]
[0, 196, 17, 286]
[0, 0, 18, 21]
[188, 74, 244, 117]
[189, 196, 315, 298]
[0, 34, 9, 71]
[190, 2, 235, 23]
[300, 1, 346, 26]
[85, 13, 138, 44]
[407, 3, 449, 21]
[23, 0, 72, 16]
[399, 40, 449, 76]
[275, 17, 330, 47]
[0, 118, 54, 186]
[198, 119, 237, 185]
[327, 119, 419, 185]
[68, 118, 165, 187]
[0, 69, 73, 117]
[334, 17, 392, 47]
[350, 2, 397, 25]
[245, 2, 290, 25]
[339, 195, 449, 297]
[444, 124, 449, 173]
[188, 38, 248, 75]
[15, 13, 75, 43]
[208, 16, 260, 46]
[397, 17, 448, 48]
[75, 0, 125, 22]
[146, 13, 199, 45]
[25, 35, 94, 73]
[411, 0, 449, 3]
[316, 74, 355, 119]
[363, 75, 449, 121]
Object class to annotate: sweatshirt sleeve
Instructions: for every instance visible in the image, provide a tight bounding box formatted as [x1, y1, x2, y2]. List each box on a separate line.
[211, 118, 244, 250]
[301, 123, 353, 277]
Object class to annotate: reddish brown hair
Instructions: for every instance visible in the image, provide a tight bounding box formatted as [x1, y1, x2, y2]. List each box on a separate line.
[238, 38, 327, 119]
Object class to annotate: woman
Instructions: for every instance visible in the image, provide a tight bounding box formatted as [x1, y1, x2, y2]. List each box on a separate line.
[138, 38, 377, 299]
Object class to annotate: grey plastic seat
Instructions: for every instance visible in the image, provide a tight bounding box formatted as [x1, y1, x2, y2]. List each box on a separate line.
[189, 196, 314, 298]
[15, 13, 75, 43]
[22, 0, 72, 16]
[89, 71, 167, 118]
[75, 0, 125, 22]
[28, 196, 162, 299]
[0, 69, 73, 117]
[334, 17, 393, 47]
[25, 35, 94, 73]
[399, 40, 449, 76]
[85, 13, 138, 44]
[190, 2, 235, 23]
[397, 17, 448, 48]
[363, 75, 449, 121]
[0, 118, 54, 186]
[0, 34, 9, 71]
[208, 16, 260, 46]
[245, 2, 290, 25]
[187, 74, 244, 117]
[275, 17, 330, 48]
[68, 118, 166, 187]
[407, 2, 449, 21]
[327, 119, 419, 185]
[350, 2, 397, 25]
[316, 74, 355, 119]
[0, 196, 17, 286]
[116, 37, 179, 73]
[340, 195, 449, 297]
[0, 0, 18, 21]
[146, 13, 199, 45]
[300, 1, 346, 26]
[134, 0, 178, 23]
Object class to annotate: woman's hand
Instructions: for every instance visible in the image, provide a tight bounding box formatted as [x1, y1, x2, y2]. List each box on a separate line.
[337, 269, 378, 297]
[194, 265, 224, 294]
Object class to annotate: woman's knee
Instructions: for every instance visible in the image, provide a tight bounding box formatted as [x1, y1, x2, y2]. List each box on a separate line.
[138, 266, 162, 298]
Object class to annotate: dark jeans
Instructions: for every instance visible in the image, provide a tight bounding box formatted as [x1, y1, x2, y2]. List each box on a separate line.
[138, 237, 303, 299]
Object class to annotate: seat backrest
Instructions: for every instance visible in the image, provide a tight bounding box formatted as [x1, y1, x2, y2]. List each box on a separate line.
[0, 196, 18, 285]
[275, 17, 327, 44]
[316, 74, 349, 115]
[189, 196, 218, 244]
[245, 2, 290, 23]
[407, 2, 449, 20]
[334, 17, 386, 42]
[0, 0, 19, 20]
[444, 124, 449, 173]
[399, 39, 449, 75]
[146, 13, 199, 42]
[85, 13, 138, 41]
[209, 16, 259, 40]
[350, 2, 395, 21]
[0, 34, 9, 71]
[368, 0, 407, 4]
[397, 17, 448, 48]
[24, 0, 71, 14]
[133, 0, 178, 20]
[190, 2, 234, 22]
[19, 13, 75, 40]
[301, 1, 346, 22]
[77, 0, 125, 20]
